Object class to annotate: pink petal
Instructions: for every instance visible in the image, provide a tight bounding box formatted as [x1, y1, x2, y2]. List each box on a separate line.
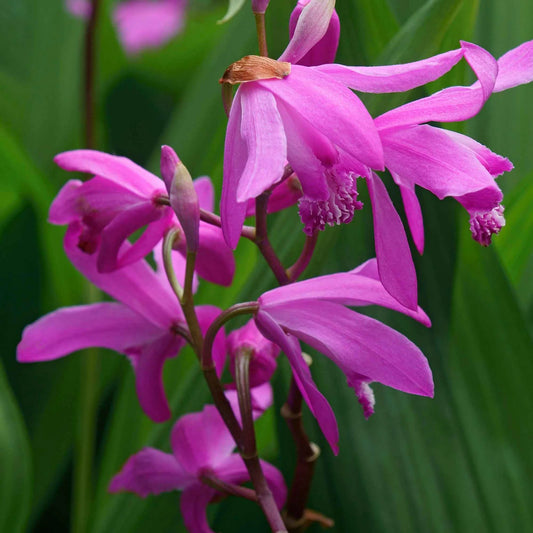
[267, 300, 434, 398]
[17, 303, 161, 363]
[129, 333, 185, 422]
[66, 0, 91, 19]
[315, 48, 464, 92]
[193, 177, 215, 212]
[236, 84, 287, 202]
[288, 0, 339, 66]
[65, 222, 181, 328]
[221, 90, 248, 249]
[54, 150, 164, 197]
[97, 201, 170, 272]
[397, 180, 425, 255]
[259, 65, 384, 170]
[113, 0, 186, 56]
[280, 0, 336, 64]
[109, 448, 191, 496]
[494, 40, 533, 92]
[180, 485, 217, 533]
[255, 310, 339, 454]
[365, 172, 418, 310]
[171, 405, 236, 473]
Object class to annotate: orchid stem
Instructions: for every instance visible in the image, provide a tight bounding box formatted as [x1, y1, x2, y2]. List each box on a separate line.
[199, 208, 256, 240]
[254, 12, 269, 57]
[287, 232, 319, 282]
[162, 228, 184, 301]
[236, 351, 287, 532]
[201, 474, 258, 502]
[73, 1, 101, 532]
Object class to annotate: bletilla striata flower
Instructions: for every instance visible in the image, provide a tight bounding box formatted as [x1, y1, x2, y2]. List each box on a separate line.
[109, 385, 286, 533]
[254, 258, 433, 454]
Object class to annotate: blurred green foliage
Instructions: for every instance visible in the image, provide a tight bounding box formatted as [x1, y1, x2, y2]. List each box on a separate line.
[0, 0, 532, 531]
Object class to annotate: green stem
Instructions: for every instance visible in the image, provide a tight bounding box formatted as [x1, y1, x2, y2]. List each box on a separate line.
[254, 12, 269, 57]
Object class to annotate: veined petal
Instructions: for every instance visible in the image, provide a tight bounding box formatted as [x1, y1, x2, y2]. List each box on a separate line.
[397, 179, 425, 255]
[315, 48, 463, 92]
[109, 448, 191, 497]
[236, 84, 286, 202]
[65, 222, 181, 328]
[365, 172, 418, 310]
[180, 485, 217, 533]
[129, 333, 185, 422]
[171, 405, 236, 473]
[258, 65, 384, 170]
[97, 201, 170, 272]
[221, 90, 248, 249]
[460, 41, 498, 102]
[17, 303, 161, 362]
[255, 310, 339, 454]
[494, 40, 533, 92]
[279, 0, 336, 64]
[267, 300, 434, 398]
[54, 150, 164, 196]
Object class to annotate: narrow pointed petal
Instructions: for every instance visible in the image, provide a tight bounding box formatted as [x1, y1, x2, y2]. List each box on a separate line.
[109, 448, 191, 496]
[258, 66, 384, 170]
[65, 222, 181, 328]
[494, 40, 533, 92]
[54, 150, 164, 196]
[255, 310, 339, 454]
[180, 485, 217, 533]
[395, 178, 425, 255]
[460, 41, 498, 101]
[267, 300, 434, 398]
[48, 180, 83, 224]
[97, 201, 169, 272]
[171, 405, 236, 473]
[315, 48, 463, 92]
[280, 0, 336, 64]
[365, 172, 418, 310]
[17, 303, 161, 362]
[221, 90, 248, 249]
[236, 85, 286, 202]
[129, 334, 185, 422]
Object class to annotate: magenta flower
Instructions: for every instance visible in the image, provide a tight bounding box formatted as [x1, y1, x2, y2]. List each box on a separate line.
[51, 149, 235, 286]
[227, 319, 280, 388]
[254, 258, 433, 454]
[17, 225, 225, 422]
[109, 386, 286, 533]
[371, 40, 533, 250]
[66, 0, 186, 55]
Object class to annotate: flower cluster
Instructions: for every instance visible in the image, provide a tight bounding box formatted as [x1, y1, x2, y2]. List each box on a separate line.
[19, 0, 533, 531]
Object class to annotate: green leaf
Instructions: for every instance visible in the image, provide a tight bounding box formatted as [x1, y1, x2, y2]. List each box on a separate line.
[0, 360, 32, 533]
[218, 0, 247, 24]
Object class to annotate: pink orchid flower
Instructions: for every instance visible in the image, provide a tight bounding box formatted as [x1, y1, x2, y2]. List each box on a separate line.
[17, 226, 225, 422]
[51, 149, 235, 286]
[109, 385, 286, 533]
[66, 0, 186, 56]
[254, 258, 433, 454]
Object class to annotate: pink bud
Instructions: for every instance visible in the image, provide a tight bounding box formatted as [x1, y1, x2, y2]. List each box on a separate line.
[251, 0, 270, 14]
[160, 145, 200, 252]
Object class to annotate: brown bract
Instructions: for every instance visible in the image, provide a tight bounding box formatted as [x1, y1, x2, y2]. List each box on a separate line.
[219, 55, 291, 85]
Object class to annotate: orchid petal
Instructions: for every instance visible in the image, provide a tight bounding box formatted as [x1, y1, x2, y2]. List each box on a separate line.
[180, 485, 217, 533]
[365, 172, 418, 310]
[494, 40, 533, 92]
[54, 150, 164, 196]
[397, 180, 425, 255]
[193, 177, 215, 212]
[267, 300, 434, 398]
[259, 65, 384, 170]
[17, 303, 161, 363]
[255, 310, 339, 454]
[109, 448, 191, 496]
[129, 333, 185, 422]
[221, 90, 248, 249]
[171, 405, 236, 473]
[279, 0, 336, 64]
[315, 48, 464, 92]
[236, 84, 286, 202]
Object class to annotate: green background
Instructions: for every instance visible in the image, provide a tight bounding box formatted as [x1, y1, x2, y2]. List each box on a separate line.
[0, 0, 532, 531]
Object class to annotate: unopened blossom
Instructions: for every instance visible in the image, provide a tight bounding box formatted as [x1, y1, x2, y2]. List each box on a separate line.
[66, 0, 187, 55]
[254, 258, 433, 454]
[51, 149, 235, 286]
[227, 319, 280, 387]
[109, 385, 286, 533]
[17, 231, 225, 422]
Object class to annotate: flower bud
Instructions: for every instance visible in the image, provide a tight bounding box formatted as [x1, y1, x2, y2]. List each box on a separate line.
[160, 145, 200, 252]
[251, 0, 270, 14]
[228, 320, 280, 388]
